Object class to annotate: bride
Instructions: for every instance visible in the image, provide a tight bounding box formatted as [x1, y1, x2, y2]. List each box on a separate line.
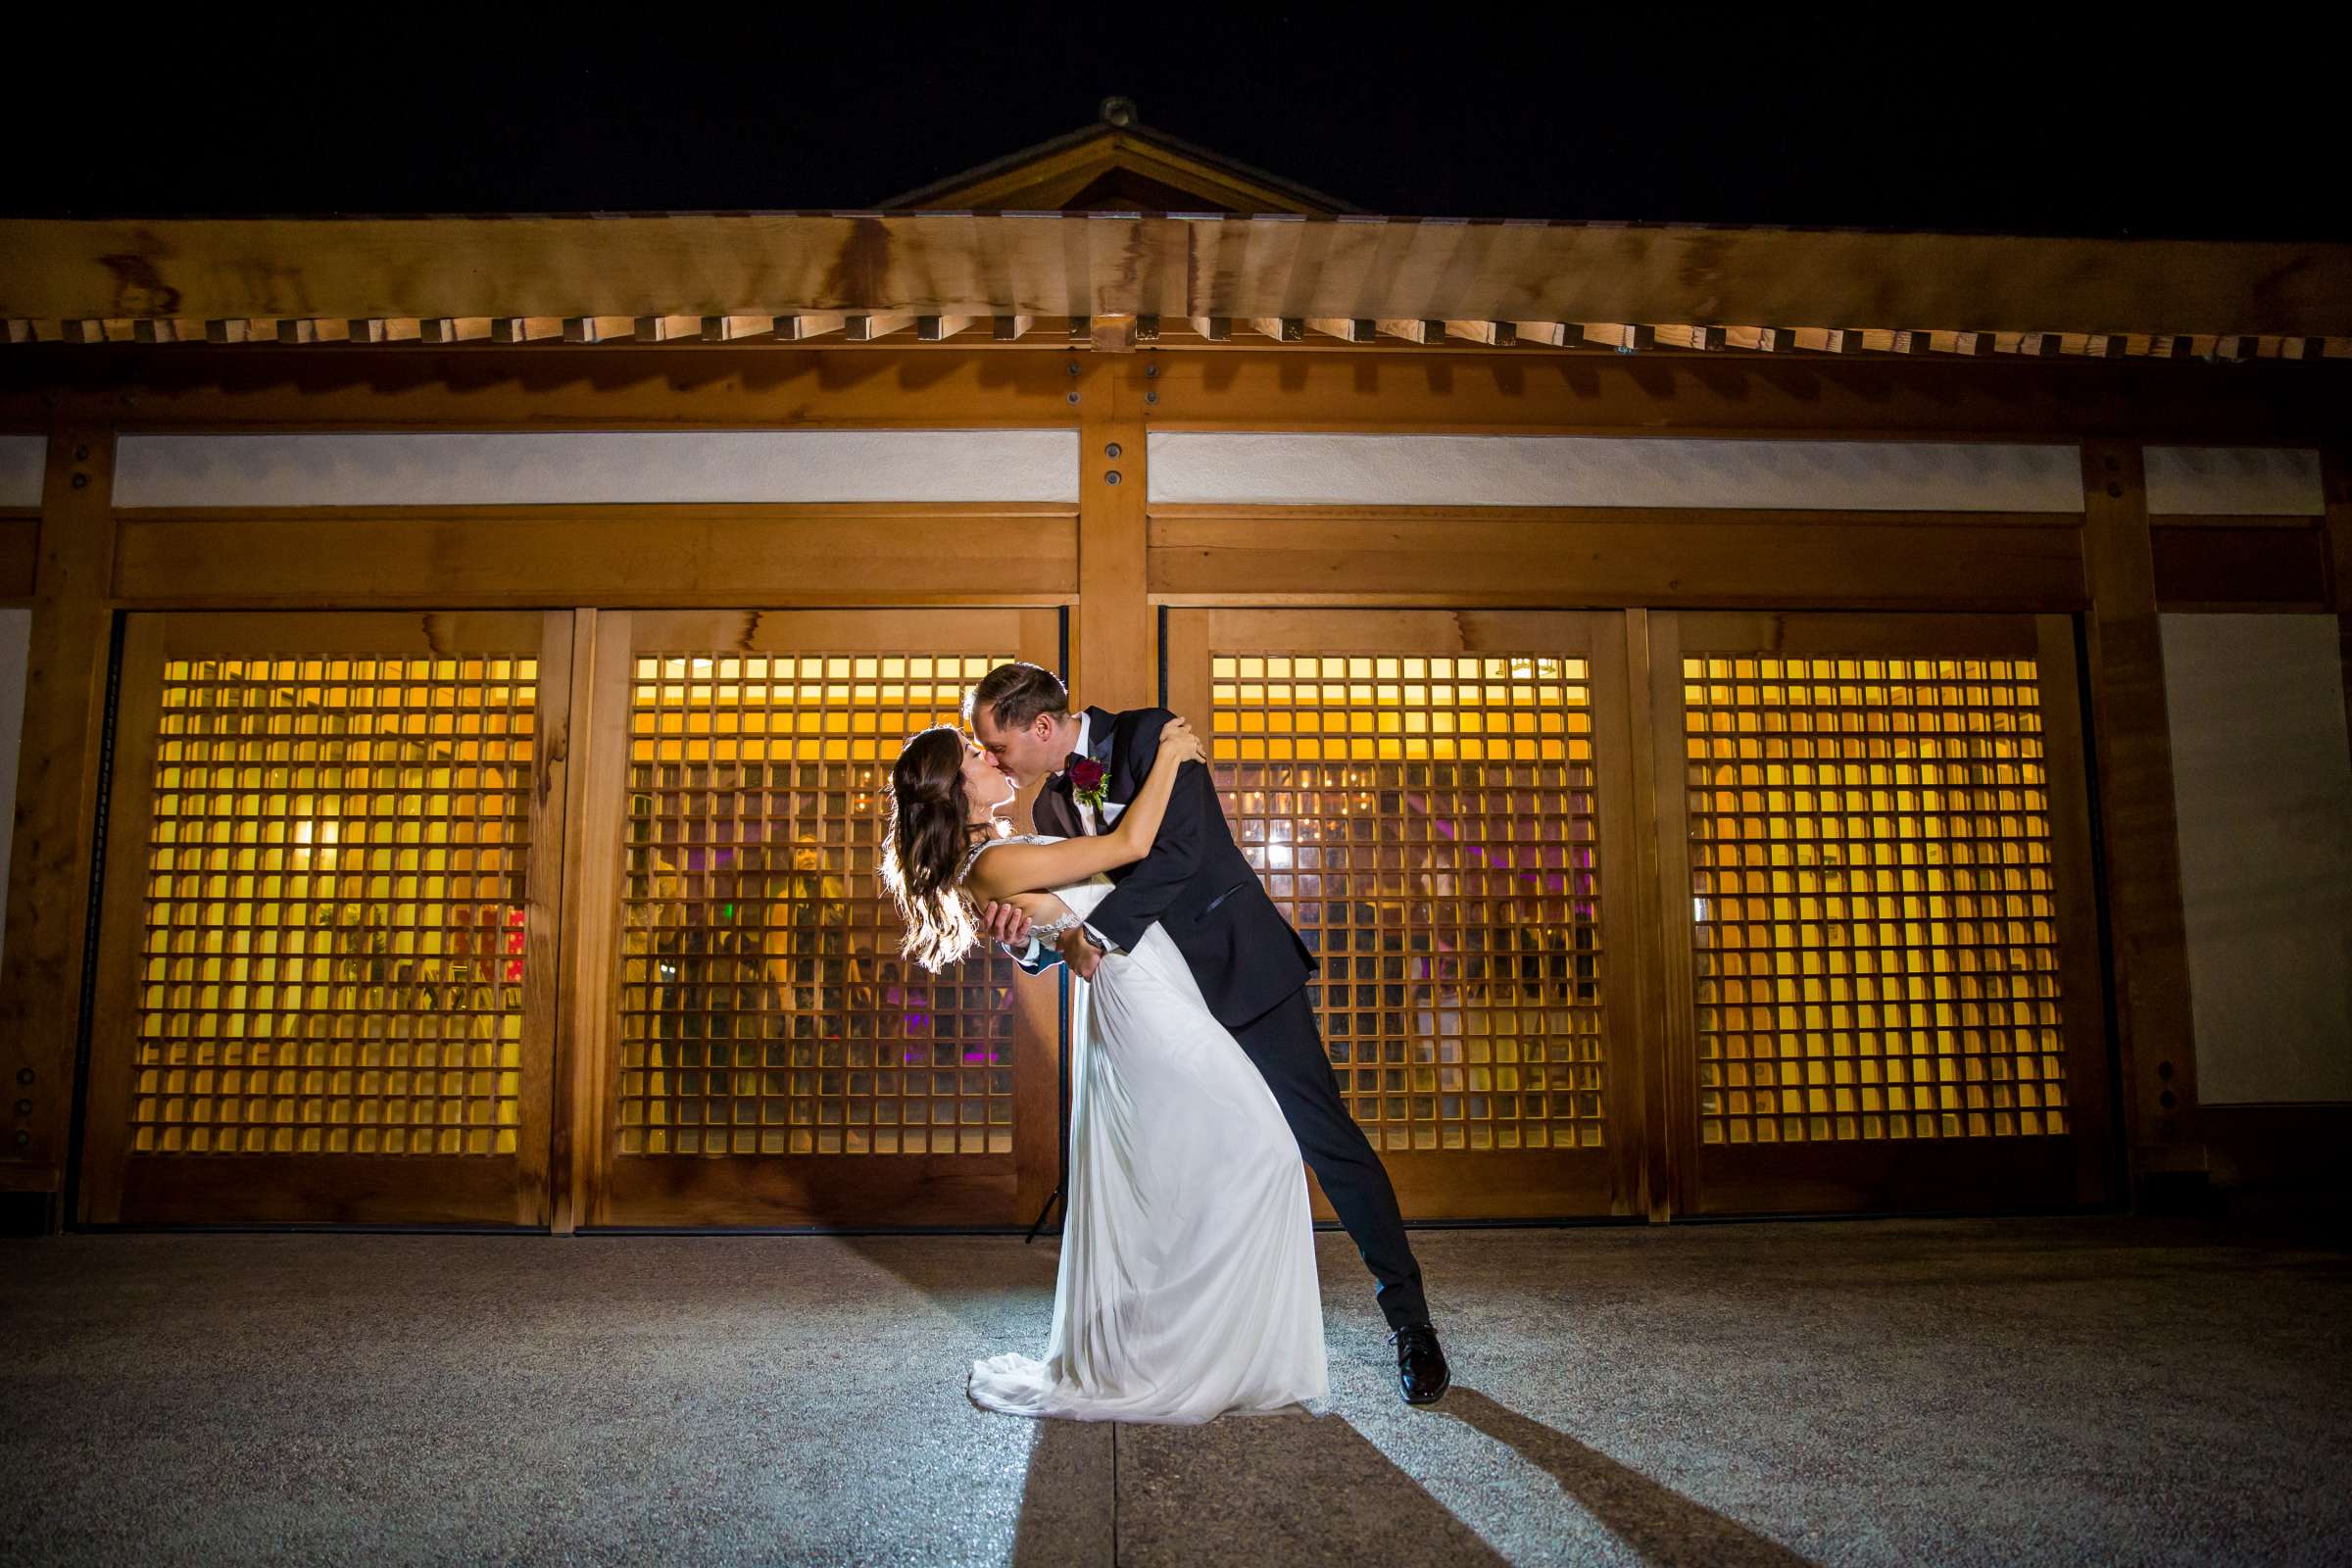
[880, 716, 1327, 1424]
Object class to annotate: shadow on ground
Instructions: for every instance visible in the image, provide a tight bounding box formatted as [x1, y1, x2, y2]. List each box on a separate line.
[1112, 1404, 1508, 1567]
[1442, 1388, 1815, 1567]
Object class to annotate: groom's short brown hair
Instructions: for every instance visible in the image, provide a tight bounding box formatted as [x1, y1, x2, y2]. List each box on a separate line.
[965, 662, 1068, 732]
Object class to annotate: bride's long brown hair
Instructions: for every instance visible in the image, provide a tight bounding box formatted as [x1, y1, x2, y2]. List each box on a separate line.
[880, 725, 989, 972]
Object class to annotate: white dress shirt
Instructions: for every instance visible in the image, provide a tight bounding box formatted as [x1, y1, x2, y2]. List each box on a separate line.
[1004, 711, 1123, 964]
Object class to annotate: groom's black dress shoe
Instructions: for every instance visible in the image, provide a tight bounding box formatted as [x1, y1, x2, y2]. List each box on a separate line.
[1391, 1323, 1450, 1405]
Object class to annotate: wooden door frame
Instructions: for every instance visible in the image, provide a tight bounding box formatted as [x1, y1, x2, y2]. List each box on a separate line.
[569, 607, 1063, 1230]
[77, 609, 572, 1226]
[1165, 607, 1648, 1221]
[1644, 610, 2117, 1216]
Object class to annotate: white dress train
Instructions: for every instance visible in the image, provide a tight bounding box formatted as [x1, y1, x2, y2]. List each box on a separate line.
[963, 841, 1327, 1424]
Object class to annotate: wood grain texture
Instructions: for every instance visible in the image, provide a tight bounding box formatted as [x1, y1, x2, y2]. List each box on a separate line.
[1126, 352, 2352, 441]
[5, 214, 2345, 340]
[1147, 508, 2086, 611]
[112, 505, 1080, 607]
[0, 427, 114, 1192]
[2149, 519, 2331, 610]
[0, 346, 1088, 431]
[572, 608, 1061, 1229]
[1652, 610, 2116, 1214]
[2036, 613, 2123, 1206]
[0, 514, 36, 604]
[2078, 441, 2201, 1171]
[4, 347, 2349, 447]
[550, 610, 603, 1233]
[1074, 365, 1152, 711]
[1632, 610, 1698, 1219]
[2326, 449, 2352, 814]
[76, 611, 571, 1227]
[1166, 608, 1645, 1221]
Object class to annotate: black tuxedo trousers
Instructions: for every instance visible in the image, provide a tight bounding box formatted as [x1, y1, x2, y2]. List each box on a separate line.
[1035, 706, 1430, 1331]
[1228, 987, 1429, 1331]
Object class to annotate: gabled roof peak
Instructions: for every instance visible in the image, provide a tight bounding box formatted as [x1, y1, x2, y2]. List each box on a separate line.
[876, 100, 1358, 215]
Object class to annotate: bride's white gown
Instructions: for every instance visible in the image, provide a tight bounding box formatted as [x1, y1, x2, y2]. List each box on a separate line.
[964, 839, 1328, 1424]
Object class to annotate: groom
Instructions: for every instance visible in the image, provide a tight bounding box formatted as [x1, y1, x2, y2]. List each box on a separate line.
[964, 662, 1451, 1406]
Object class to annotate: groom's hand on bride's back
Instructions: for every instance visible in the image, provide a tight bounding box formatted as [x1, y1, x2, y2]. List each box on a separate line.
[1056, 925, 1105, 979]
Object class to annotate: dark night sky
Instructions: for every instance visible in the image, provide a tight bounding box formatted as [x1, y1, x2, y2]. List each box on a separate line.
[6, 11, 2340, 240]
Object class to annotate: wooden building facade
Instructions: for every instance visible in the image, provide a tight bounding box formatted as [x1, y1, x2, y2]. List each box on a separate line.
[2, 117, 2347, 1235]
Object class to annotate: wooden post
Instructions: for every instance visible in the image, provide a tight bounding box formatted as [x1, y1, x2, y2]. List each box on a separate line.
[548, 608, 593, 1234]
[0, 421, 116, 1227]
[2324, 448, 2352, 766]
[1621, 609, 1680, 1222]
[2078, 440, 2202, 1194]
[1073, 360, 1152, 712]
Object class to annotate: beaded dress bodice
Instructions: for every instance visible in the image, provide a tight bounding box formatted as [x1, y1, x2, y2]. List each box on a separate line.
[956, 833, 1093, 939]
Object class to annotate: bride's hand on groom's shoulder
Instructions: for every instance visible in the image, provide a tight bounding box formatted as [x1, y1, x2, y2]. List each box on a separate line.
[1156, 714, 1204, 768]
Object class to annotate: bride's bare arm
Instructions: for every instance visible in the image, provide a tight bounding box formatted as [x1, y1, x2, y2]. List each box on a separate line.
[1004, 890, 1072, 926]
[963, 717, 1204, 902]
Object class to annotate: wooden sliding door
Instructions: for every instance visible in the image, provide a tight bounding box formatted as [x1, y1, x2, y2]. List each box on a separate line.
[571, 610, 1062, 1227]
[79, 612, 572, 1226]
[1165, 610, 1649, 1219]
[1647, 612, 2115, 1214]
[1165, 606, 2119, 1222]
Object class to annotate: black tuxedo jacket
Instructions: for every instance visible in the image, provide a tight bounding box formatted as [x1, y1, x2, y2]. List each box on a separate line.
[1028, 706, 1314, 1027]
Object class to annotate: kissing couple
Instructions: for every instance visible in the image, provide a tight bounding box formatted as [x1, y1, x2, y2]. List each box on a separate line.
[881, 661, 1450, 1424]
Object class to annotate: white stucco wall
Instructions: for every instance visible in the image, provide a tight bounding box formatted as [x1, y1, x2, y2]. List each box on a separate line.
[2143, 447, 2324, 516]
[0, 437, 44, 507]
[112, 429, 1083, 508]
[2161, 612, 2352, 1103]
[1147, 433, 2085, 511]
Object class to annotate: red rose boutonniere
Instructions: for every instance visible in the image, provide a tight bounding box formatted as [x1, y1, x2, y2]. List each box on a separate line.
[1068, 758, 1109, 814]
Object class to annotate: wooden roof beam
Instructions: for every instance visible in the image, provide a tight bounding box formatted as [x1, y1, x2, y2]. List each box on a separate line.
[1376, 318, 1446, 344]
[353, 318, 426, 343]
[1655, 324, 1727, 351]
[423, 318, 494, 344]
[1305, 318, 1376, 343]
[493, 318, 564, 343]
[1921, 330, 1995, 357]
[845, 313, 915, 342]
[560, 317, 628, 344]
[916, 314, 976, 341]
[1581, 323, 1655, 352]
[1511, 321, 1579, 348]
[1444, 320, 1516, 346]
[1248, 317, 1303, 342]
[992, 315, 1035, 341]
[772, 313, 847, 342]
[699, 315, 773, 342]
[1189, 316, 1233, 341]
